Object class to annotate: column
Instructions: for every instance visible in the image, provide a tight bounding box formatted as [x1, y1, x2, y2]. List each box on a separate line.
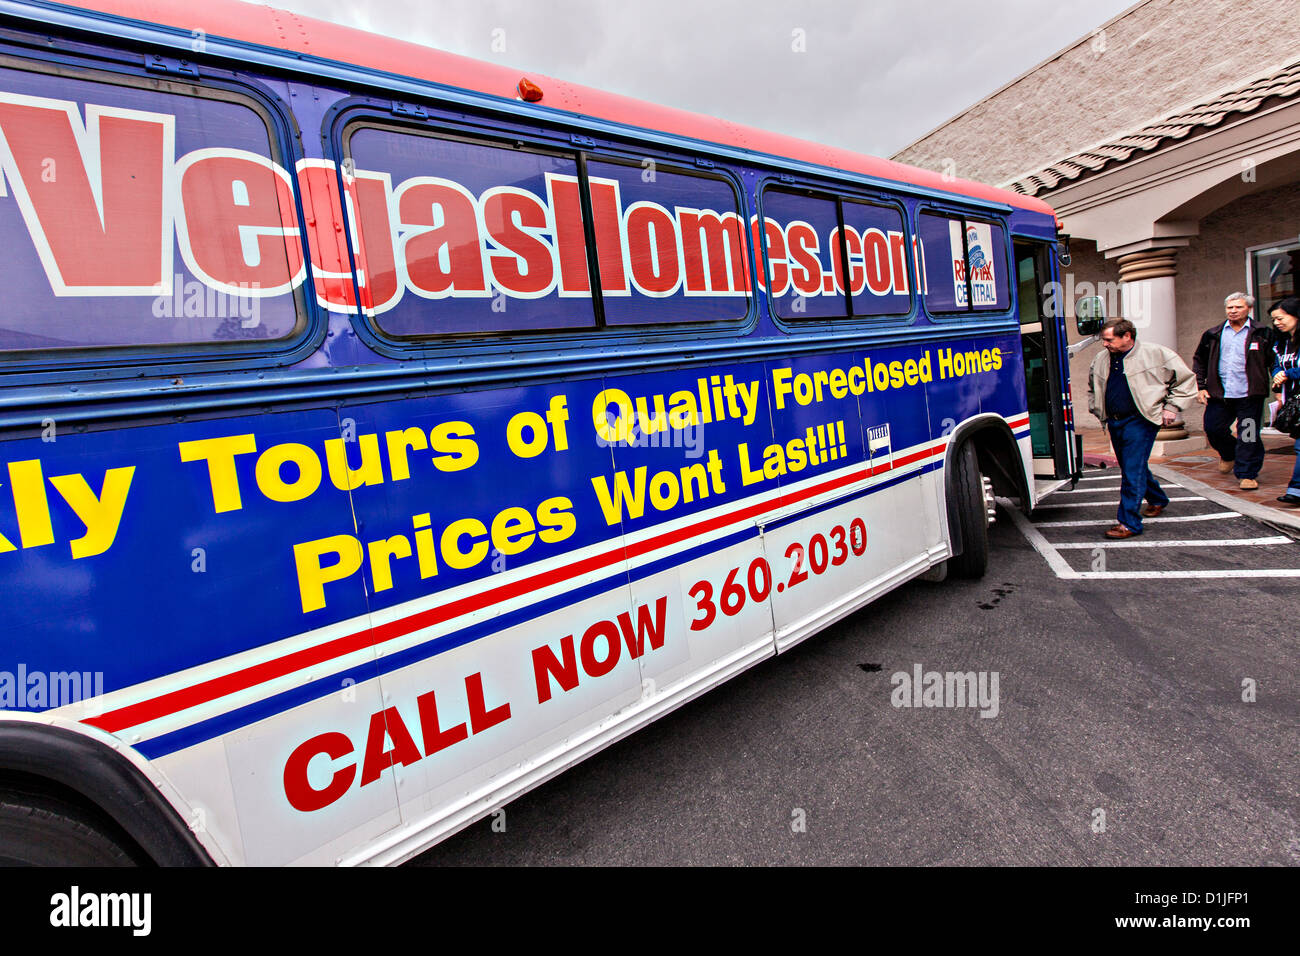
[1118, 248, 1186, 440]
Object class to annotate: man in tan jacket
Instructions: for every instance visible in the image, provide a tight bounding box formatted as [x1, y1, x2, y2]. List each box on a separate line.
[1088, 318, 1197, 539]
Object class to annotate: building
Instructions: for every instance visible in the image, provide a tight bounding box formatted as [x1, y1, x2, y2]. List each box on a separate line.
[892, 0, 1300, 436]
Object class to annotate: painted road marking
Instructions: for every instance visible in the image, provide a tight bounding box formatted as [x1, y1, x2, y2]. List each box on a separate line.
[1053, 536, 1293, 550]
[1057, 483, 1182, 494]
[1003, 499, 1300, 580]
[1035, 495, 1202, 509]
[1035, 512, 1240, 528]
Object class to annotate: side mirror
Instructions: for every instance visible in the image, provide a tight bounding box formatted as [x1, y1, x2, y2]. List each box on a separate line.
[1075, 295, 1105, 336]
[1056, 233, 1072, 267]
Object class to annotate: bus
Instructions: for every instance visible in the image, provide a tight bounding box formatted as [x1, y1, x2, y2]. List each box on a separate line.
[0, 0, 1080, 865]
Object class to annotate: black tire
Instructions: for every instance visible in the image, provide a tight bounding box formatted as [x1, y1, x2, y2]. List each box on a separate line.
[948, 441, 989, 579]
[0, 789, 139, 866]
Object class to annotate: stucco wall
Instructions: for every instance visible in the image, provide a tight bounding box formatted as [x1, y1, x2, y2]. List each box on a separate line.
[892, 0, 1299, 187]
[1064, 182, 1300, 432]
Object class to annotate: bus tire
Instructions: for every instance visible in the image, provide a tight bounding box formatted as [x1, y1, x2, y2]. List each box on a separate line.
[0, 789, 139, 866]
[949, 441, 989, 579]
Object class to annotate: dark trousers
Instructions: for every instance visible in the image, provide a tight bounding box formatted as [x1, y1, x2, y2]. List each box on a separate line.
[1203, 397, 1266, 479]
[1108, 415, 1168, 532]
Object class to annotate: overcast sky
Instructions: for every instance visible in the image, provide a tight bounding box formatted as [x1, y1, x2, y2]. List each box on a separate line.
[265, 0, 1136, 159]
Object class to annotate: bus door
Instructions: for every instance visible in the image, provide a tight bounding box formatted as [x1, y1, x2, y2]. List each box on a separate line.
[1014, 239, 1073, 484]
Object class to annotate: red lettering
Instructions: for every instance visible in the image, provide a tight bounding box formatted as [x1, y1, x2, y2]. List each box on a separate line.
[398, 179, 487, 296]
[178, 151, 304, 292]
[617, 596, 667, 658]
[580, 619, 621, 678]
[415, 688, 469, 755]
[545, 174, 590, 294]
[283, 732, 356, 812]
[359, 706, 422, 786]
[831, 226, 865, 296]
[863, 228, 892, 295]
[889, 230, 909, 294]
[349, 171, 400, 313]
[532, 634, 579, 703]
[786, 222, 821, 296]
[679, 210, 746, 293]
[483, 188, 554, 295]
[465, 671, 511, 734]
[759, 217, 789, 296]
[296, 160, 355, 309]
[625, 203, 679, 294]
[0, 99, 167, 291]
[589, 179, 627, 292]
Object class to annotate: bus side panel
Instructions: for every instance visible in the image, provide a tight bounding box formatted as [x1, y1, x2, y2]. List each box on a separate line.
[0, 407, 393, 866]
[605, 361, 781, 695]
[764, 344, 938, 648]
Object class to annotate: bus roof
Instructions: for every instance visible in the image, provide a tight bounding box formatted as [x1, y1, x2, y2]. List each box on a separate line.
[25, 0, 1056, 217]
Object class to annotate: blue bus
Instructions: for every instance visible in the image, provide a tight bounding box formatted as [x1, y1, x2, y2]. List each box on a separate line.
[0, 0, 1077, 864]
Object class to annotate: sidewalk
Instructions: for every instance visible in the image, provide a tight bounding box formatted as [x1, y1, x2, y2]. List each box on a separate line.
[1077, 427, 1300, 531]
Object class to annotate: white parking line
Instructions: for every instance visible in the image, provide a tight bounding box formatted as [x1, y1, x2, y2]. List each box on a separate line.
[1053, 536, 1293, 549]
[1001, 502, 1300, 580]
[1035, 512, 1241, 528]
[1056, 483, 1182, 494]
[1073, 569, 1300, 579]
[1036, 496, 1202, 509]
[1076, 475, 1119, 483]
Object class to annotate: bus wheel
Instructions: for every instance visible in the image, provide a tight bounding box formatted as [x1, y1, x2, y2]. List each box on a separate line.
[948, 441, 990, 579]
[0, 789, 139, 865]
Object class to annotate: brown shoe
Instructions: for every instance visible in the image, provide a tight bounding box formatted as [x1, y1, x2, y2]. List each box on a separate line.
[1240, 478, 1258, 490]
[1105, 524, 1139, 539]
[1141, 504, 1165, 518]
[1218, 460, 1234, 473]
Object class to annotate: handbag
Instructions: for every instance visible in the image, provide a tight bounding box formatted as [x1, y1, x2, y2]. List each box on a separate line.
[1274, 391, 1300, 437]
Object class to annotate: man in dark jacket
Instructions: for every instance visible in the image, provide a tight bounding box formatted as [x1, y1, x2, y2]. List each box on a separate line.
[1192, 292, 1275, 490]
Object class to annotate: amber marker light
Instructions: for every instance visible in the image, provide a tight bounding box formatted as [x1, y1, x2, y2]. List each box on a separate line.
[518, 78, 544, 102]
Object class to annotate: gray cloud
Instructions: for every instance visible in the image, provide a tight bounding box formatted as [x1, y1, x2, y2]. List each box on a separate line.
[264, 0, 1133, 161]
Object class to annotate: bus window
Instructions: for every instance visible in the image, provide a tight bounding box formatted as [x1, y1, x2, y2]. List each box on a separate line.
[969, 221, 1010, 312]
[345, 124, 596, 337]
[760, 189, 847, 320]
[917, 211, 1010, 314]
[584, 159, 750, 326]
[839, 200, 912, 316]
[0, 61, 305, 355]
[761, 190, 912, 321]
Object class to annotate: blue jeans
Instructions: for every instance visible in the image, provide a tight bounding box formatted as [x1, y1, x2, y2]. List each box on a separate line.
[1108, 415, 1168, 532]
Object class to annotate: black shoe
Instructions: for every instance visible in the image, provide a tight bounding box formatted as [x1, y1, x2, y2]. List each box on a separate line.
[1277, 494, 1300, 505]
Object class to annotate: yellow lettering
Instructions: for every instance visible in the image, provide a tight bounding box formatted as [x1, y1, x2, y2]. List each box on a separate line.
[536, 496, 576, 544]
[325, 434, 384, 490]
[178, 434, 257, 513]
[491, 507, 536, 556]
[7, 460, 53, 548]
[256, 443, 323, 503]
[429, 422, 478, 472]
[47, 466, 135, 559]
[441, 518, 488, 570]
[385, 427, 428, 481]
[294, 534, 363, 613]
[367, 534, 412, 592]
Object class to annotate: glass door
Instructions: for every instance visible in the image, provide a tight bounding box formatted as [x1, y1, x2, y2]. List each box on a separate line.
[1015, 240, 1069, 479]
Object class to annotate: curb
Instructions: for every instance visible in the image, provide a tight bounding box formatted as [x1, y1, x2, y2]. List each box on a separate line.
[1148, 463, 1300, 533]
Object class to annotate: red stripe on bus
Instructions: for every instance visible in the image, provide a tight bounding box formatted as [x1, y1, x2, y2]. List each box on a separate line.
[84, 441, 950, 735]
